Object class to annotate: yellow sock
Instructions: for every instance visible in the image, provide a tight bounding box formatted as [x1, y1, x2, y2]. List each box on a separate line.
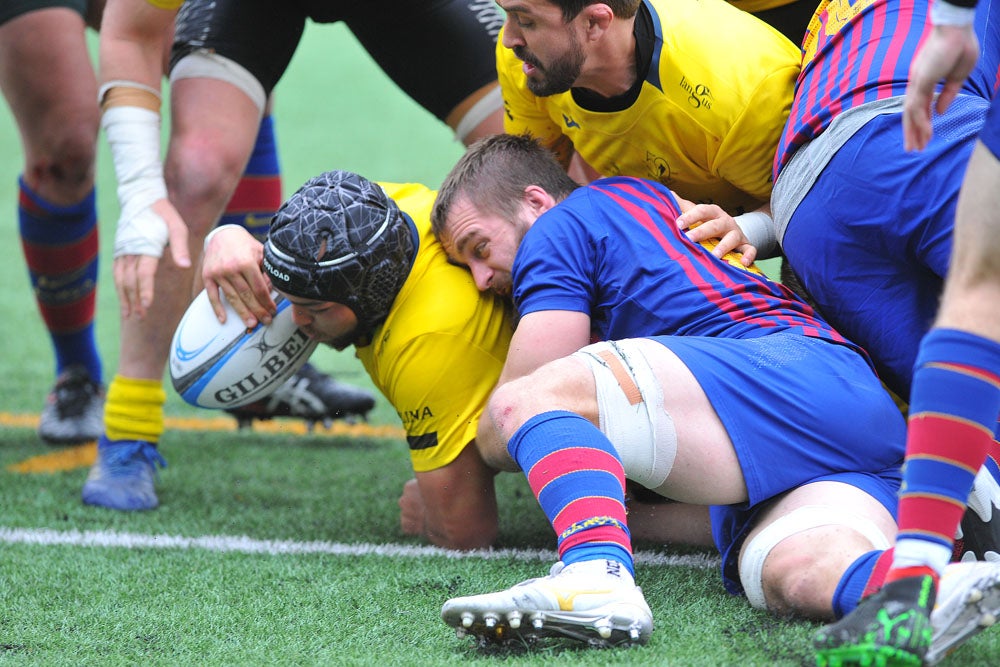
[103, 375, 166, 443]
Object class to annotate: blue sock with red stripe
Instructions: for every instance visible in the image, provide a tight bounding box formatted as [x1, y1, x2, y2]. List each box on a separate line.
[508, 410, 634, 575]
[18, 178, 102, 383]
[220, 114, 282, 242]
[831, 548, 895, 618]
[891, 328, 1000, 579]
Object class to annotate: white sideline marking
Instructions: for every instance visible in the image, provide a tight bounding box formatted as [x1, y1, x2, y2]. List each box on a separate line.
[0, 526, 720, 569]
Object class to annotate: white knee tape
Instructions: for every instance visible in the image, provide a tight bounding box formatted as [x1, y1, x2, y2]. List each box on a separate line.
[739, 505, 891, 610]
[574, 340, 677, 489]
[170, 50, 267, 113]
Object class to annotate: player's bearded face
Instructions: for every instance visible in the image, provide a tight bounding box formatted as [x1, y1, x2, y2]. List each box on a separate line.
[289, 301, 358, 351]
[514, 30, 585, 96]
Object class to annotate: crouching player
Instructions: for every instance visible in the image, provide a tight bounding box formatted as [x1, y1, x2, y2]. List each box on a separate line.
[430, 134, 1000, 657]
[201, 172, 512, 550]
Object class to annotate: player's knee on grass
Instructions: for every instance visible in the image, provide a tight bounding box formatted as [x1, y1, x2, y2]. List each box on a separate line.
[739, 505, 892, 620]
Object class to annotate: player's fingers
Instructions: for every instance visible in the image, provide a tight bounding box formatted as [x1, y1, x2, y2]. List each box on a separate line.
[935, 81, 963, 117]
[676, 203, 723, 231]
[166, 223, 191, 270]
[135, 255, 160, 317]
[112, 257, 133, 319]
[246, 270, 276, 324]
[709, 229, 744, 258]
[203, 279, 230, 324]
[739, 243, 758, 267]
[902, 72, 937, 151]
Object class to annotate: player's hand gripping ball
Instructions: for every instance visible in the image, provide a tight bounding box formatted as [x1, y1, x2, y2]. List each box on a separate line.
[169, 288, 318, 408]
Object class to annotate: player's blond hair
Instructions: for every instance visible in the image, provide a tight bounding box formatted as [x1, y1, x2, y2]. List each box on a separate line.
[432, 134, 579, 240]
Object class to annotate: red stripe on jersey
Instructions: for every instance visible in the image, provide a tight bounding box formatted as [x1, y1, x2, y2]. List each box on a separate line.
[594, 181, 840, 341]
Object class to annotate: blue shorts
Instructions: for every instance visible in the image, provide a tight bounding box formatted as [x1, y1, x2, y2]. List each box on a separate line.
[981, 93, 1000, 160]
[650, 332, 905, 596]
[783, 96, 989, 398]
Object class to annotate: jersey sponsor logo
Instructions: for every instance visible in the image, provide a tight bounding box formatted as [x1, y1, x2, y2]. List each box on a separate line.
[406, 432, 439, 451]
[503, 99, 515, 122]
[645, 151, 671, 184]
[562, 113, 581, 129]
[679, 76, 713, 110]
[802, 0, 877, 65]
[399, 405, 434, 429]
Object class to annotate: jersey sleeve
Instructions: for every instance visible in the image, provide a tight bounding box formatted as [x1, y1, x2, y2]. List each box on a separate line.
[513, 209, 599, 317]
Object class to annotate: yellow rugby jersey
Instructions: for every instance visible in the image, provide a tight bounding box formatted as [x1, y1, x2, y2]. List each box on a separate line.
[145, 0, 184, 9]
[498, 0, 800, 215]
[355, 183, 514, 473]
[727, 0, 802, 12]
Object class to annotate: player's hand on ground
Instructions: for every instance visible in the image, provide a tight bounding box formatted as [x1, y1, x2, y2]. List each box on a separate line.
[202, 226, 275, 329]
[903, 23, 979, 151]
[676, 203, 757, 266]
[398, 478, 426, 537]
[112, 198, 190, 319]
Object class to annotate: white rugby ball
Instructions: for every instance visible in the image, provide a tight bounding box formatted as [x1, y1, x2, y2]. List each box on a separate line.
[169, 288, 318, 409]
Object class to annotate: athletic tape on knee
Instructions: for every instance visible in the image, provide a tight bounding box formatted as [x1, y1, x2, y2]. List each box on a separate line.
[170, 50, 267, 113]
[453, 85, 502, 143]
[739, 505, 891, 610]
[575, 340, 677, 489]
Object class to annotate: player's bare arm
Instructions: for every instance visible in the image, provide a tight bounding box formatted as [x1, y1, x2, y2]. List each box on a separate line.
[407, 444, 500, 551]
[100, 0, 189, 317]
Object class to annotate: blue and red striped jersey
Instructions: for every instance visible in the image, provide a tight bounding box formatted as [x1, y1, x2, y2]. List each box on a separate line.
[774, 0, 932, 177]
[512, 176, 862, 354]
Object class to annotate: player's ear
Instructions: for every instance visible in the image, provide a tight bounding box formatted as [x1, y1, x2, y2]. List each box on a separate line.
[582, 4, 614, 38]
[523, 185, 557, 216]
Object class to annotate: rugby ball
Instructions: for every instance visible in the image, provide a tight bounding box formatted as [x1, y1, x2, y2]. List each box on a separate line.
[169, 288, 318, 409]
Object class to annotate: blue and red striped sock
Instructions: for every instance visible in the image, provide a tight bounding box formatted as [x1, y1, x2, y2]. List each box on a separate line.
[18, 178, 102, 383]
[508, 410, 634, 575]
[831, 548, 895, 618]
[220, 114, 282, 242]
[892, 328, 1000, 578]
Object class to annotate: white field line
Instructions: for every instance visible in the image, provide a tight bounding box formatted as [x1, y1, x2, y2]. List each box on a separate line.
[0, 526, 721, 569]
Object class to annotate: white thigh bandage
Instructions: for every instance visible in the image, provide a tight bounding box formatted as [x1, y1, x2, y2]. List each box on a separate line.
[573, 340, 677, 489]
[170, 50, 267, 113]
[453, 85, 503, 143]
[739, 505, 892, 610]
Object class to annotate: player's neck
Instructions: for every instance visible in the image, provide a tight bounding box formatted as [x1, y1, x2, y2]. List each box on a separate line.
[576, 20, 638, 98]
